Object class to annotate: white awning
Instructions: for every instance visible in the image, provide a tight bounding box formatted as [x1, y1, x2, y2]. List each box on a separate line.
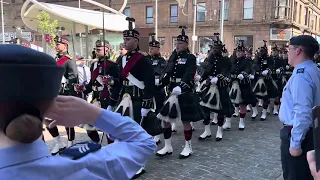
[21, 0, 132, 34]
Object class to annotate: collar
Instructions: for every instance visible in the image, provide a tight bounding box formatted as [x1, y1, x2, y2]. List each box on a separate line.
[151, 54, 161, 59]
[177, 50, 188, 56]
[127, 48, 139, 56]
[0, 140, 51, 169]
[293, 60, 313, 74]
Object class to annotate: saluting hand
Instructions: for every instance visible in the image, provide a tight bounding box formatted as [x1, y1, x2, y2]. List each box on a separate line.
[289, 147, 302, 157]
[45, 96, 102, 128]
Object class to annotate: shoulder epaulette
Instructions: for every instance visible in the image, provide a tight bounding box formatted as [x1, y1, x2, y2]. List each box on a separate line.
[59, 141, 101, 160]
[297, 68, 304, 74]
[65, 54, 73, 60]
[138, 51, 148, 56]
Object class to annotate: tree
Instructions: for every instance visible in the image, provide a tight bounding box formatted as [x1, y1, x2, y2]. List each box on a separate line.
[37, 11, 58, 49]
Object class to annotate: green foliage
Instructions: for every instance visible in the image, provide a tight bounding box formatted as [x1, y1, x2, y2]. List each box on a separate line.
[37, 11, 58, 48]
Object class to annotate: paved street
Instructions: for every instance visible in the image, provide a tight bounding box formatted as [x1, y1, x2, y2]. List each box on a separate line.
[44, 108, 283, 180]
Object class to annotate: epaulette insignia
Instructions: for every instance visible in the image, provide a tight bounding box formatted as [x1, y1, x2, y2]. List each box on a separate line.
[138, 51, 148, 56]
[59, 141, 101, 160]
[297, 68, 304, 74]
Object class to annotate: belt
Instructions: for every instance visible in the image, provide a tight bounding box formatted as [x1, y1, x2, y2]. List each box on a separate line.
[230, 74, 237, 78]
[283, 124, 312, 131]
[123, 80, 134, 86]
[93, 86, 104, 91]
[283, 125, 293, 131]
[170, 78, 182, 83]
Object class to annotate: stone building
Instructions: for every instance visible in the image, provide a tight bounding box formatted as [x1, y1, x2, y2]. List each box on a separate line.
[2, 0, 320, 54]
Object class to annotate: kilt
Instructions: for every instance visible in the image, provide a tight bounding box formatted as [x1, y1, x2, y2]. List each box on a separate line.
[200, 85, 234, 117]
[265, 78, 280, 99]
[239, 82, 257, 105]
[154, 87, 166, 113]
[178, 91, 205, 122]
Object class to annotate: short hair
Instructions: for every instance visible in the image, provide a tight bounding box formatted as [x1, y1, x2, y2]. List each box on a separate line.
[289, 35, 319, 59]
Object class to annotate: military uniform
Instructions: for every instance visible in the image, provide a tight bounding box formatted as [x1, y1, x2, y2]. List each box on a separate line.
[198, 34, 233, 141]
[268, 44, 285, 115]
[46, 36, 76, 155]
[252, 41, 276, 121]
[228, 41, 256, 131]
[84, 40, 121, 109]
[115, 17, 155, 178]
[156, 26, 203, 159]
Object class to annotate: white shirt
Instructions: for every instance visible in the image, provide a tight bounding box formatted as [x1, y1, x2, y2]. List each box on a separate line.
[77, 65, 91, 85]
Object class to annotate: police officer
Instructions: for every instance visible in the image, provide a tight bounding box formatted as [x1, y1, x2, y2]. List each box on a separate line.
[156, 26, 203, 158]
[79, 40, 121, 144]
[148, 33, 167, 145]
[279, 35, 320, 180]
[46, 36, 77, 155]
[0, 45, 156, 180]
[198, 33, 233, 141]
[116, 17, 155, 178]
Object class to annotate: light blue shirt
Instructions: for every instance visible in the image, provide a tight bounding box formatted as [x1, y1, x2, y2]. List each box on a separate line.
[0, 110, 156, 180]
[279, 60, 320, 149]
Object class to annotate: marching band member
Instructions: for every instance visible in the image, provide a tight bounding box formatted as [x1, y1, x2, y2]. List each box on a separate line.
[78, 40, 121, 144]
[156, 26, 203, 158]
[252, 41, 274, 121]
[116, 17, 155, 178]
[281, 45, 293, 81]
[198, 34, 233, 141]
[46, 36, 77, 155]
[268, 43, 285, 115]
[148, 33, 167, 145]
[227, 40, 256, 130]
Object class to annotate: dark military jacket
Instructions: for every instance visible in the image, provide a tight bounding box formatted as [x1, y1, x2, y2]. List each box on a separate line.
[118, 49, 155, 109]
[253, 55, 270, 76]
[230, 56, 252, 84]
[200, 53, 231, 87]
[268, 55, 285, 76]
[84, 57, 121, 106]
[161, 50, 197, 93]
[151, 54, 167, 77]
[56, 52, 78, 96]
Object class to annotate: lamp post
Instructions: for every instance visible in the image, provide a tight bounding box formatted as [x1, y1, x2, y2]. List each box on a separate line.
[176, 0, 197, 54]
[155, 0, 158, 40]
[220, 0, 225, 43]
[1, 1, 9, 44]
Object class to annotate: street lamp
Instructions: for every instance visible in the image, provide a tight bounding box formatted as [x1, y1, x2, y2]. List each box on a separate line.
[176, 0, 197, 54]
[1, 0, 9, 44]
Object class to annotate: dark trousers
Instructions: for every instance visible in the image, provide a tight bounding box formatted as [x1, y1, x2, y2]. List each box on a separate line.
[280, 127, 314, 180]
[46, 126, 75, 141]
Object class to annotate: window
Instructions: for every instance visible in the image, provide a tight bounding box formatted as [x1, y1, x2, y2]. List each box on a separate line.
[275, 0, 290, 19]
[299, 4, 302, 23]
[308, 11, 311, 26]
[293, 1, 297, 22]
[170, 4, 178, 23]
[146, 6, 153, 24]
[243, 0, 253, 20]
[219, 0, 229, 21]
[123, 7, 130, 17]
[305, 7, 308, 25]
[196, 3, 206, 22]
[172, 37, 177, 51]
[234, 35, 253, 47]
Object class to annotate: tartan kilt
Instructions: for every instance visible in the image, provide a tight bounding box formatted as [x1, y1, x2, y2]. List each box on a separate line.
[178, 91, 205, 122]
[239, 83, 257, 105]
[154, 87, 166, 114]
[265, 79, 280, 99]
[217, 86, 234, 117]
